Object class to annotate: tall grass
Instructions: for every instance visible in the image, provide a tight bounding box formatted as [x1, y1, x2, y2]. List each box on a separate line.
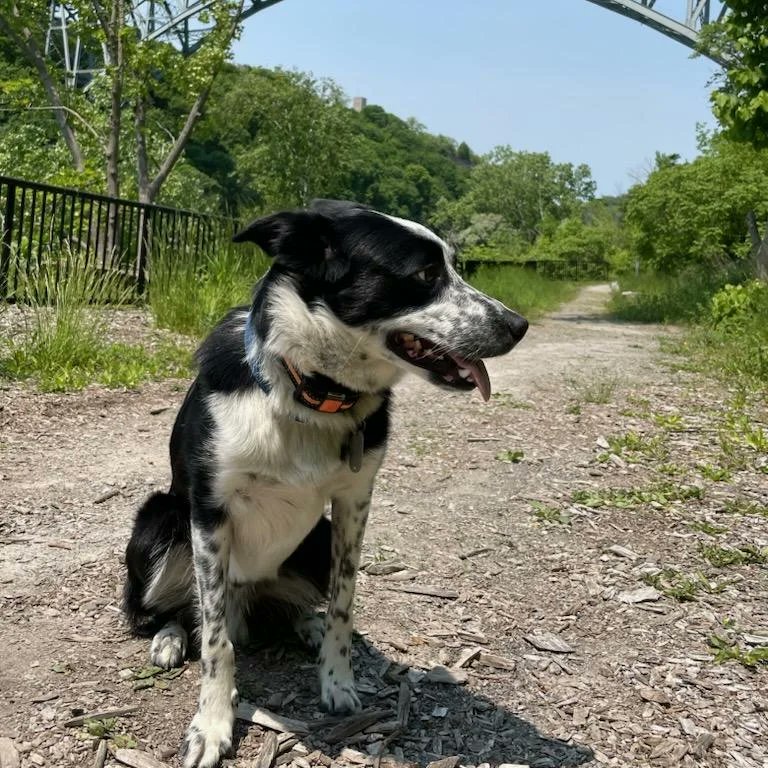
[467, 264, 579, 319]
[609, 267, 767, 388]
[0, 246, 192, 392]
[607, 266, 748, 324]
[148, 245, 269, 337]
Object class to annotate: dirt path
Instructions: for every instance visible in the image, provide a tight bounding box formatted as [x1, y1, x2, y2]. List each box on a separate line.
[1, 286, 766, 768]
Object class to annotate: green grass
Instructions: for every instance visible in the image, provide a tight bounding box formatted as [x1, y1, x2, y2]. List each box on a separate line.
[709, 634, 768, 668]
[607, 267, 744, 324]
[0, 247, 193, 392]
[572, 482, 703, 509]
[566, 369, 620, 405]
[611, 270, 768, 388]
[530, 501, 571, 525]
[722, 499, 768, 517]
[642, 569, 729, 602]
[467, 264, 578, 320]
[699, 543, 768, 567]
[599, 430, 668, 463]
[148, 244, 269, 337]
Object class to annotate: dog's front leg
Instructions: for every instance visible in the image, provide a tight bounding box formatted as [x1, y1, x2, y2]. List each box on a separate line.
[319, 485, 372, 714]
[180, 520, 237, 768]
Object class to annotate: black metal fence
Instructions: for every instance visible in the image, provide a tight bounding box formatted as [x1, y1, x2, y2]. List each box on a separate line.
[0, 174, 240, 301]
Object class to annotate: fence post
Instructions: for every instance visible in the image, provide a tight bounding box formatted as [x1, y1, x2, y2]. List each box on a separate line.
[1, 179, 16, 298]
[136, 204, 150, 295]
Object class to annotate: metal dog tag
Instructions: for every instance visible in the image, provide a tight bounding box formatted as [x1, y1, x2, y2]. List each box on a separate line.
[348, 427, 364, 473]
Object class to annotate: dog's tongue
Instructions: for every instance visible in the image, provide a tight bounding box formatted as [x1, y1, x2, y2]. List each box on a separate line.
[451, 354, 492, 401]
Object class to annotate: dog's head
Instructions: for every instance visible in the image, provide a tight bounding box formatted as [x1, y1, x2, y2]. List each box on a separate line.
[234, 200, 527, 400]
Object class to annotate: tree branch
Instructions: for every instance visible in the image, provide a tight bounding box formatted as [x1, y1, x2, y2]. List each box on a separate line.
[146, 86, 211, 202]
[0, 9, 86, 172]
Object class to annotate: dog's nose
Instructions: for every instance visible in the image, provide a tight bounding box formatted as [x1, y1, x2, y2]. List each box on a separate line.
[505, 309, 528, 343]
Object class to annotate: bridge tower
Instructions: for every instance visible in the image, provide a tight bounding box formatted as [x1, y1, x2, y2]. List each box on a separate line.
[44, 0, 284, 87]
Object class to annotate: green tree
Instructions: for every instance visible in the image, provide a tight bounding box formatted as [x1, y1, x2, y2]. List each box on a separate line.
[0, 0, 243, 203]
[626, 136, 768, 273]
[707, 1, 768, 148]
[462, 147, 596, 243]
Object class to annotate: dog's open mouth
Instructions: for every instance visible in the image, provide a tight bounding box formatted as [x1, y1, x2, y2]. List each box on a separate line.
[386, 332, 492, 401]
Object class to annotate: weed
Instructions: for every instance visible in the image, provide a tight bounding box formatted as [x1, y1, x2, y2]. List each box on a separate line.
[722, 499, 768, 517]
[566, 369, 620, 405]
[149, 244, 268, 337]
[530, 501, 570, 525]
[688, 520, 728, 536]
[642, 569, 729, 602]
[0, 247, 192, 391]
[699, 543, 768, 567]
[572, 482, 702, 509]
[602, 430, 668, 463]
[496, 449, 525, 463]
[79, 717, 137, 749]
[467, 265, 578, 321]
[566, 403, 582, 415]
[653, 413, 685, 431]
[491, 392, 533, 409]
[697, 463, 732, 482]
[709, 634, 768, 668]
[658, 462, 686, 477]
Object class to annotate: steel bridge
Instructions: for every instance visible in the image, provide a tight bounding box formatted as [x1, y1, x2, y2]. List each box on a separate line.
[46, 0, 729, 87]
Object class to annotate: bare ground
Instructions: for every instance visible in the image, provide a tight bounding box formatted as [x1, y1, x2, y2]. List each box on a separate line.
[1, 285, 767, 768]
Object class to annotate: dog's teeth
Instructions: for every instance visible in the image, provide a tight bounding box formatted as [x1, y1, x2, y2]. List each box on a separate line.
[458, 368, 472, 379]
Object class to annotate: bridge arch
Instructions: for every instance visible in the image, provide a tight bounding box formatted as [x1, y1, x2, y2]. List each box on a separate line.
[46, 0, 728, 87]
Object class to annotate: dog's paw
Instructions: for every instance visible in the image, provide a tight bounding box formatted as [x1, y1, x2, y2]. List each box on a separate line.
[150, 622, 187, 669]
[180, 703, 235, 768]
[293, 611, 325, 652]
[320, 674, 361, 714]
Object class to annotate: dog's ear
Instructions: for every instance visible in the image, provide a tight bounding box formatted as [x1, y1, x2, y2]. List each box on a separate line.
[233, 211, 337, 266]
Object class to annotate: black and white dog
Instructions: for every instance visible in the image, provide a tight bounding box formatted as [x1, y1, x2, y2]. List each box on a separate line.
[123, 200, 527, 768]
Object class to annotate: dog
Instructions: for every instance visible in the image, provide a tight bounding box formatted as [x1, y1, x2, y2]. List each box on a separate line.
[122, 199, 528, 768]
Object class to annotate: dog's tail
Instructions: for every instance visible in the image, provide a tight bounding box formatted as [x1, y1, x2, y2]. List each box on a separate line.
[123, 491, 194, 636]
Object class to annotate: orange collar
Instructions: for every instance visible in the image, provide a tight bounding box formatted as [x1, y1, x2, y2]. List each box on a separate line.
[280, 358, 360, 414]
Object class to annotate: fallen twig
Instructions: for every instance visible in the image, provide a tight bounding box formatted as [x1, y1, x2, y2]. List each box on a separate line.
[63, 705, 139, 727]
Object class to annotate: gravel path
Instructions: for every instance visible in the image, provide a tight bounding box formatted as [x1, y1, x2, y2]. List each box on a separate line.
[1, 285, 766, 768]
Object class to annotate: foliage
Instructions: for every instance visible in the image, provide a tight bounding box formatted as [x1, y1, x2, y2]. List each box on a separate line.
[466, 265, 578, 320]
[624, 137, 768, 273]
[148, 244, 268, 337]
[661, 278, 768, 387]
[0, 247, 192, 391]
[193, 67, 354, 212]
[0, 0, 244, 202]
[705, 2, 768, 148]
[608, 265, 748, 323]
[436, 148, 595, 250]
[572, 483, 703, 509]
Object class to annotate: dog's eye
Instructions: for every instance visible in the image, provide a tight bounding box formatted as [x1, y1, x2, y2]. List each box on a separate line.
[414, 264, 443, 285]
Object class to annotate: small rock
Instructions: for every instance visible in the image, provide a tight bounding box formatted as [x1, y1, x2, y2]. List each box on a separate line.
[424, 666, 467, 685]
[618, 586, 661, 604]
[692, 732, 715, 757]
[523, 632, 574, 653]
[637, 685, 671, 706]
[0, 738, 20, 768]
[607, 544, 639, 560]
[28, 754, 44, 767]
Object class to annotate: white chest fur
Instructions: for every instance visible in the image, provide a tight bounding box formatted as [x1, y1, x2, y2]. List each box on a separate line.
[206, 391, 377, 584]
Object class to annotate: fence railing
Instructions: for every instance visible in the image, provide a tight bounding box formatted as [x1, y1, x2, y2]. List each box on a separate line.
[0, 175, 241, 301]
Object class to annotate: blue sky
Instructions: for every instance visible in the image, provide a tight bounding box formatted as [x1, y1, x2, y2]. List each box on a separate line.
[232, 0, 720, 196]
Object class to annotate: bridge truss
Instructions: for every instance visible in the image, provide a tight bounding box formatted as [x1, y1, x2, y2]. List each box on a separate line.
[45, 0, 729, 88]
[584, 1, 727, 59]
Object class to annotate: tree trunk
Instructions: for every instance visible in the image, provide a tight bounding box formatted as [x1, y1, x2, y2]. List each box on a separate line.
[103, 0, 125, 263]
[746, 210, 768, 281]
[0, 10, 85, 173]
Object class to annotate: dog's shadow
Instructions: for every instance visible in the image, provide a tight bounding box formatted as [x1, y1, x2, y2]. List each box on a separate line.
[230, 632, 594, 767]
